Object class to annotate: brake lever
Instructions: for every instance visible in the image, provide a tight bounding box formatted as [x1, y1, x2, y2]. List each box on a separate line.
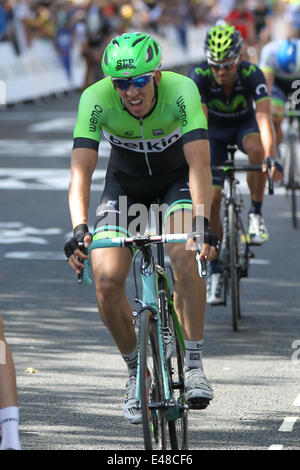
[77, 242, 92, 286]
[266, 160, 274, 195]
[196, 251, 207, 279]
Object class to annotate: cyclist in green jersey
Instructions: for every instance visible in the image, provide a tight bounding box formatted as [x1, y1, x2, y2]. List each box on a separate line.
[64, 32, 219, 423]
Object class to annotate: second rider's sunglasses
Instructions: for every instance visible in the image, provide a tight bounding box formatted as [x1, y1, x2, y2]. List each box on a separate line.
[112, 72, 154, 90]
[208, 59, 238, 71]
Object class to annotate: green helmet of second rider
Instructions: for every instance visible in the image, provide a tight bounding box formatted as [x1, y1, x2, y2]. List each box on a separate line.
[204, 23, 243, 63]
[102, 32, 162, 78]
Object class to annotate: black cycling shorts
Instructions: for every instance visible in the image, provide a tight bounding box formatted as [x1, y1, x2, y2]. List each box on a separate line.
[93, 163, 193, 243]
[208, 113, 260, 187]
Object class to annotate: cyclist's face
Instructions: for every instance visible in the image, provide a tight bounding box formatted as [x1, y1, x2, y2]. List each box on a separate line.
[114, 71, 161, 117]
[210, 57, 240, 86]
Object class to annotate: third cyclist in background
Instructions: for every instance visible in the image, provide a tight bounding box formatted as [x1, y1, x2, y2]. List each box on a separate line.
[259, 38, 300, 146]
[189, 23, 282, 305]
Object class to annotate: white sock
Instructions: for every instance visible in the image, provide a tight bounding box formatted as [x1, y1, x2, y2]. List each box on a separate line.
[122, 346, 138, 377]
[0, 406, 21, 450]
[184, 340, 204, 371]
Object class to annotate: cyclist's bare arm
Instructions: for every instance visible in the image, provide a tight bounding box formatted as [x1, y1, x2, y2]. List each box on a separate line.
[263, 70, 274, 94]
[183, 139, 216, 261]
[255, 98, 276, 157]
[255, 99, 281, 181]
[202, 103, 208, 120]
[68, 148, 98, 272]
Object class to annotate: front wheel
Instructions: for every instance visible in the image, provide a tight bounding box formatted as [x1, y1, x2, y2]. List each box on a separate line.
[167, 313, 189, 450]
[139, 309, 167, 450]
[228, 203, 241, 331]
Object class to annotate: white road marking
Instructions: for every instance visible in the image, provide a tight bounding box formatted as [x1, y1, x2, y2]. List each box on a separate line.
[0, 168, 106, 190]
[292, 394, 300, 406]
[4, 251, 66, 260]
[0, 224, 62, 245]
[28, 117, 76, 132]
[0, 111, 77, 121]
[0, 140, 111, 158]
[249, 258, 271, 265]
[269, 445, 283, 450]
[278, 417, 298, 432]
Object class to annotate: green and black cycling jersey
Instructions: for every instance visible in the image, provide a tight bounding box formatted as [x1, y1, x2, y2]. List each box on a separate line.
[73, 71, 208, 177]
[189, 60, 270, 124]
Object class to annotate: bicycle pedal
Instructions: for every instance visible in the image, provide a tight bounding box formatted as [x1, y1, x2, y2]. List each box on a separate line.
[187, 397, 210, 410]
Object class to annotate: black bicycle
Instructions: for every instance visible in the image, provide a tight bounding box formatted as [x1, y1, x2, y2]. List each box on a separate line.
[212, 145, 273, 331]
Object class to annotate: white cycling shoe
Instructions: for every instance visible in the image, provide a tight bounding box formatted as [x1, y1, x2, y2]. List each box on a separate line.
[206, 272, 223, 305]
[184, 367, 214, 410]
[248, 213, 269, 245]
[123, 376, 142, 425]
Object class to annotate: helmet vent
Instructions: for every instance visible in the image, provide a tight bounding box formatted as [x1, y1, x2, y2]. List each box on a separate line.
[132, 36, 146, 47]
[103, 50, 108, 65]
[112, 39, 119, 47]
[153, 41, 159, 55]
[146, 45, 153, 62]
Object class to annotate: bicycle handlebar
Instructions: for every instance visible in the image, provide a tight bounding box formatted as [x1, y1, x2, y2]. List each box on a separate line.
[211, 162, 274, 195]
[78, 233, 208, 286]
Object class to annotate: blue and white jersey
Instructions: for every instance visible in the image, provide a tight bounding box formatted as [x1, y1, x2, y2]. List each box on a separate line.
[259, 39, 300, 81]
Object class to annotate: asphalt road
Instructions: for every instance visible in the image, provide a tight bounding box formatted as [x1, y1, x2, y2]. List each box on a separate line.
[0, 92, 300, 451]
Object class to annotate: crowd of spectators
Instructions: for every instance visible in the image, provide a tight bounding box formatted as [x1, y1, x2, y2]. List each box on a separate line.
[1, 0, 300, 87]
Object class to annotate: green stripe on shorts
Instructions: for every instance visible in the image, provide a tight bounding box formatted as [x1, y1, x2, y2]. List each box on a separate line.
[93, 225, 131, 240]
[163, 199, 192, 223]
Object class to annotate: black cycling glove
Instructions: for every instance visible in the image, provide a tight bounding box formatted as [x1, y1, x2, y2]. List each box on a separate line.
[64, 224, 92, 260]
[188, 216, 220, 252]
[263, 156, 283, 173]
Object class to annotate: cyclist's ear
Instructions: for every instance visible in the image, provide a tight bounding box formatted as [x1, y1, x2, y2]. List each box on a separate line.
[154, 70, 162, 87]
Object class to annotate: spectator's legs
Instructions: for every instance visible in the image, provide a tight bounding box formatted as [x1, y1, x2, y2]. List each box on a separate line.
[0, 315, 21, 450]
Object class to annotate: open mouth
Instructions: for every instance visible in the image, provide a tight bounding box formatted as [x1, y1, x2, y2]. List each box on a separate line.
[129, 99, 143, 107]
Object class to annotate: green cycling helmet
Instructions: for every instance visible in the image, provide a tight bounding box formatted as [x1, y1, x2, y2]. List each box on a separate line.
[204, 24, 243, 61]
[102, 32, 162, 78]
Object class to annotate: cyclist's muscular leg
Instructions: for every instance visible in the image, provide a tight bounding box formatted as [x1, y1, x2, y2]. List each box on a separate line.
[242, 133, 266, 202]
[91, 247, 136, 355]
[164, 211, 206, 340]
[167, 242, 206, 341]
[272, 104, 285, 145]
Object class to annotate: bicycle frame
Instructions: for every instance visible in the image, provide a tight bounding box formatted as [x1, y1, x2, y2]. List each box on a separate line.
[85, 234, 205, 415]
[135, 247, 172, 406]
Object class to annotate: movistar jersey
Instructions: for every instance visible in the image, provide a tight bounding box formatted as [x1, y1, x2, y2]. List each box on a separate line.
[73, 71, 208, 176]
[189, 60, 269, 124]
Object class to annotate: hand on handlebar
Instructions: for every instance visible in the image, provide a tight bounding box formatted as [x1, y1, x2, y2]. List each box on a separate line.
[262, 156, 283, 183]
[187, 216, 220, 262]
[64, 224, 92, 275]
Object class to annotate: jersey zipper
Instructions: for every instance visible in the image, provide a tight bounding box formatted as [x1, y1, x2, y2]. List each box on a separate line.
[139, 118, 152, 176]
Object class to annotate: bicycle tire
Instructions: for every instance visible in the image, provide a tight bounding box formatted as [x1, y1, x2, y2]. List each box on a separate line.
[167, 314, 189, 450]
[139, 309, 167, 450]
[228, 203, 240, 331]
[287, 135, 298, 228]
